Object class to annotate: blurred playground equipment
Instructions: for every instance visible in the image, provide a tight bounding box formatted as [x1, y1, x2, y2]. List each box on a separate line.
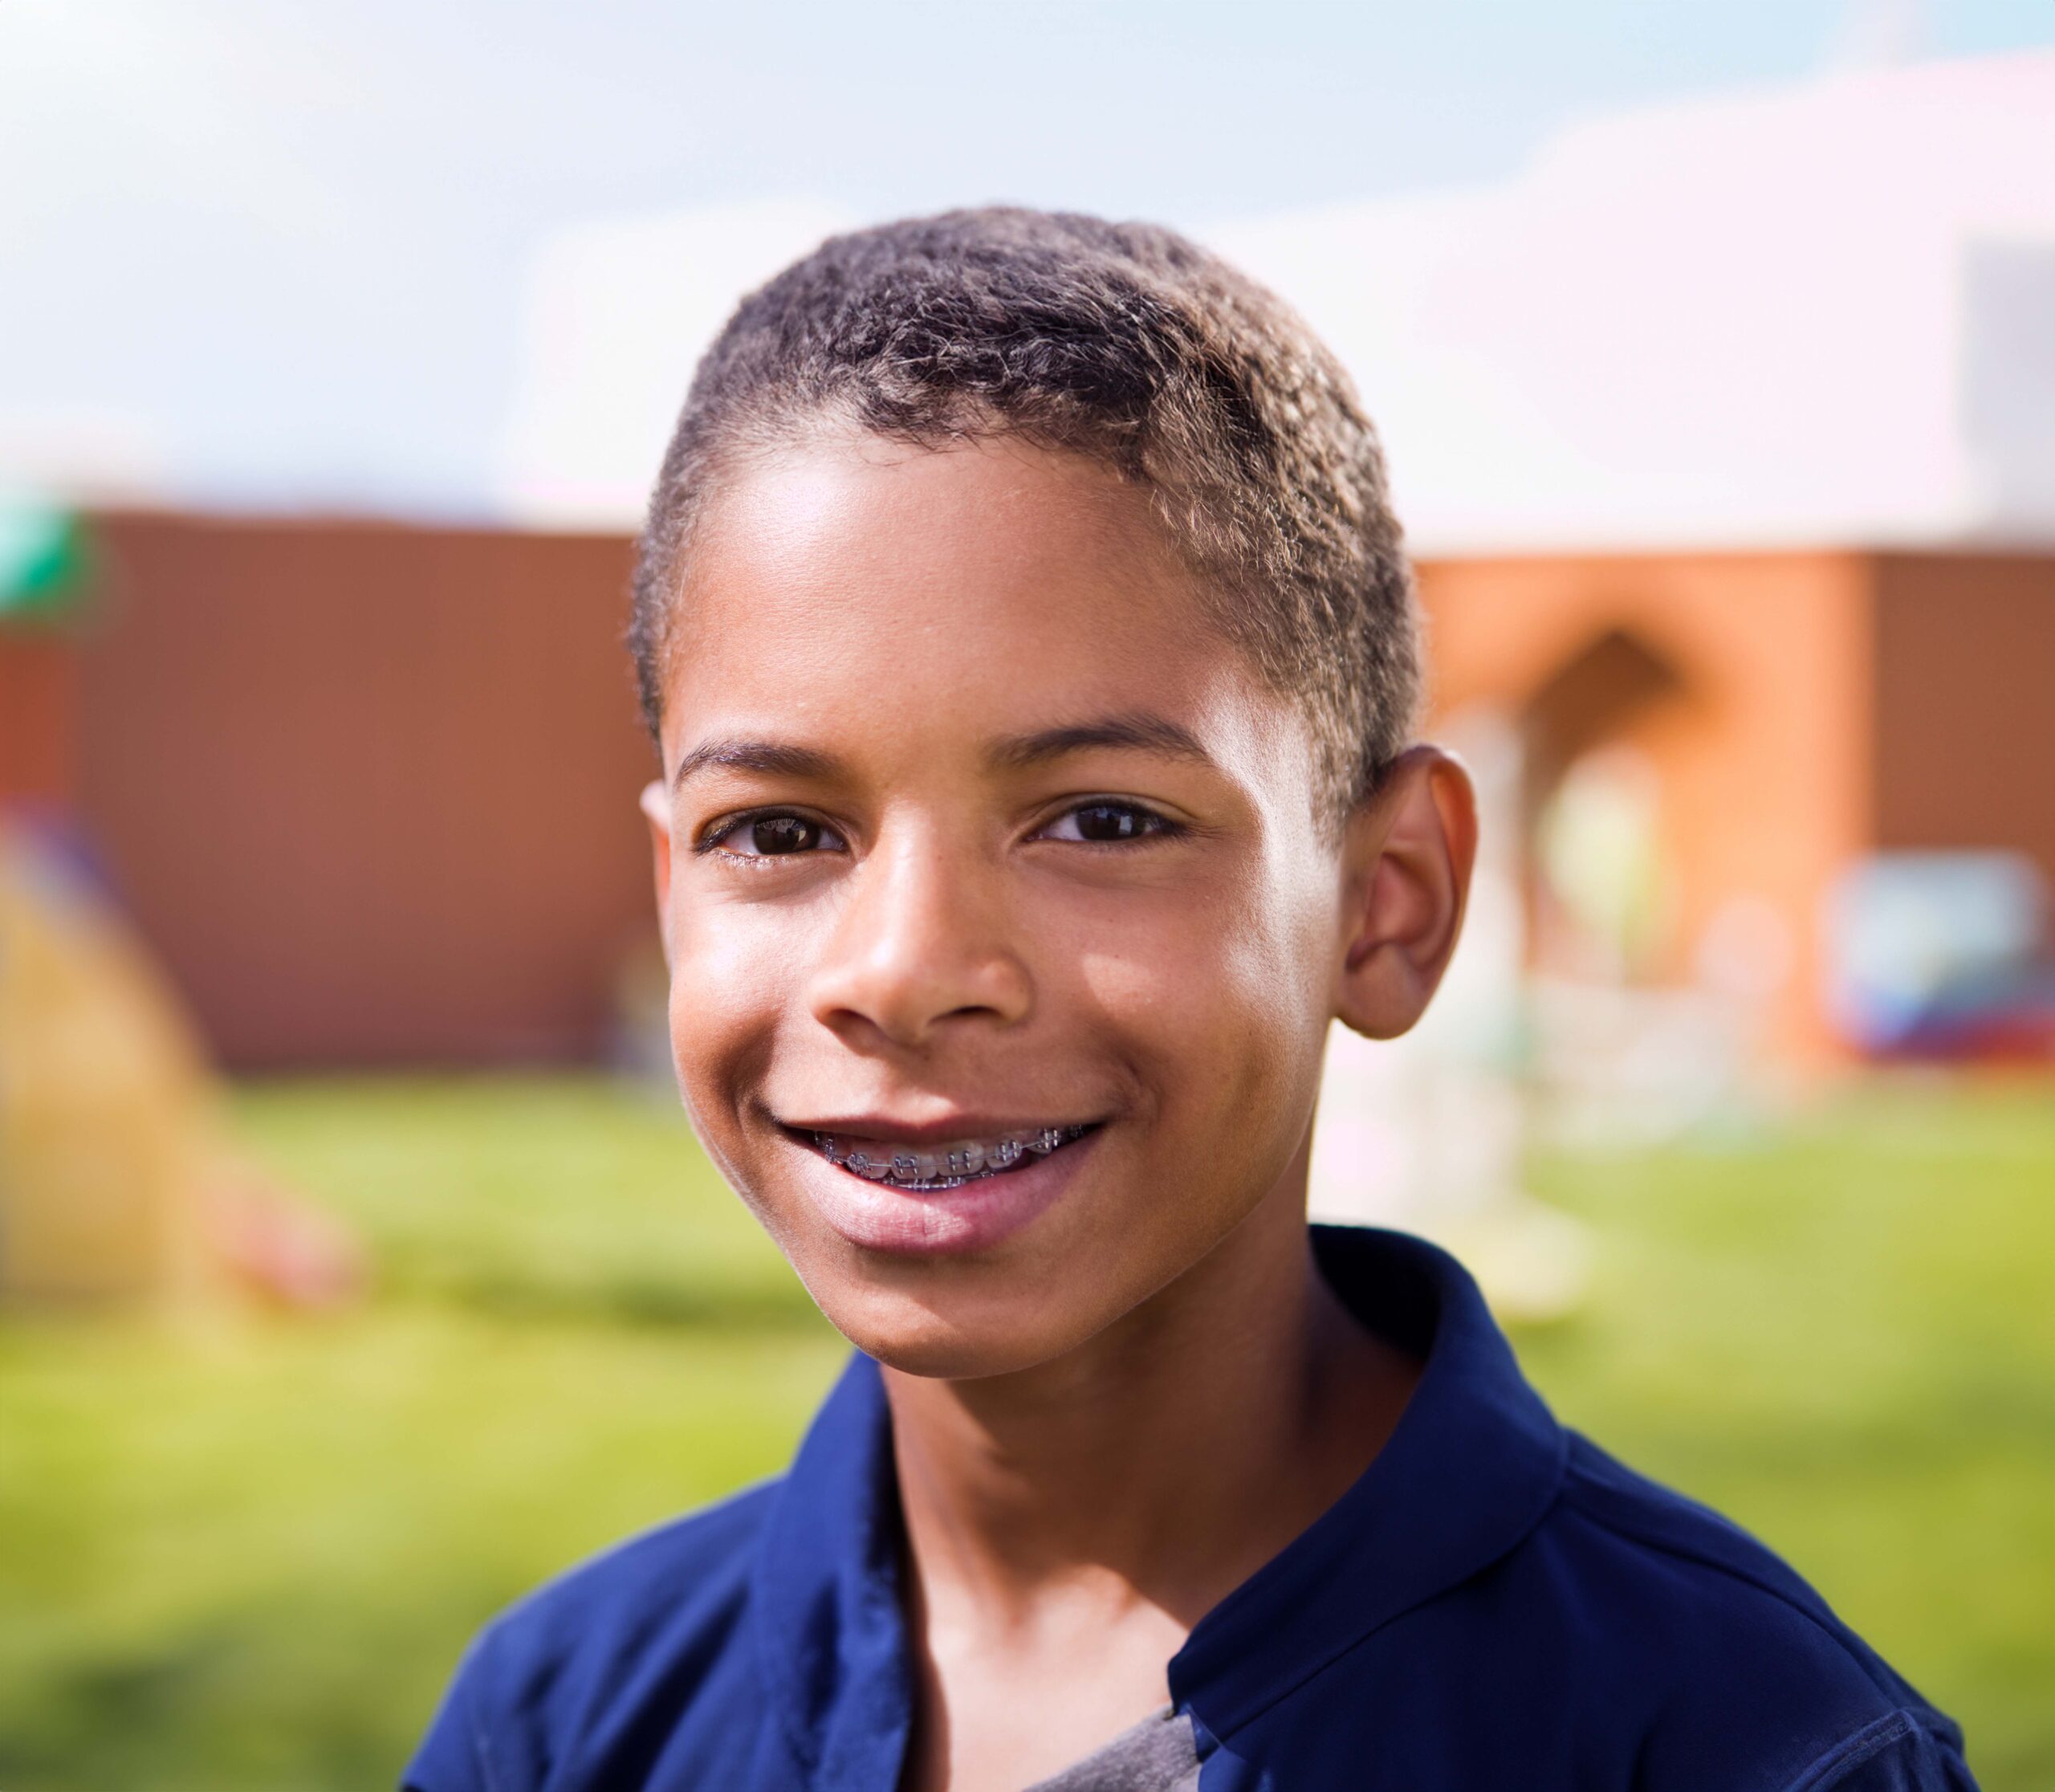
[0, 815, 214, 1303]
[0, 813, 360, 1309]
[1827, 853, 2055, 1059]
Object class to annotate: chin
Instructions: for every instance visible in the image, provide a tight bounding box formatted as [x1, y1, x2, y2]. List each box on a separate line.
[802, 1269, 1130, 1382]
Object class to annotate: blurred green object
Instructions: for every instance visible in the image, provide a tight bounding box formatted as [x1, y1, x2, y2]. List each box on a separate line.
[0, 504, 87, 621]
[0, 1075, 2050, 1791]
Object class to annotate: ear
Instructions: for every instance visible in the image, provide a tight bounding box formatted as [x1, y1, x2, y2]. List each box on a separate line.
[639, 779, 676, 971]
[1333, 746, 1479, 1041]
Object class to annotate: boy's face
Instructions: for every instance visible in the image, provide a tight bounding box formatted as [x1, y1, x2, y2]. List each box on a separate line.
[647, 438, 1372, 1377]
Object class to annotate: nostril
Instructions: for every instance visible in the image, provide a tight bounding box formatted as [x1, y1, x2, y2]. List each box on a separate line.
[809, 962, 1033, 1047]
[803, 853, 1034, 1042]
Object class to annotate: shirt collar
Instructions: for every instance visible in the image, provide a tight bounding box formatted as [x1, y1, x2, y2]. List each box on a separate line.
[1166, 1226, 1569, 1737]
[750, 1226, 1569, 1777]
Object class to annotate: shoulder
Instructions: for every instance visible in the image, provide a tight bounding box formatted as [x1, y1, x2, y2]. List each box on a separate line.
[1545, 1432, 1905, 1687]
[403, 1479, 781, 1792]
[1532, 1433, 1972, 1789]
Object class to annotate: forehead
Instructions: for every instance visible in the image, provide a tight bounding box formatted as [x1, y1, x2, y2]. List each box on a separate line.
[665, 438, 1304, 780]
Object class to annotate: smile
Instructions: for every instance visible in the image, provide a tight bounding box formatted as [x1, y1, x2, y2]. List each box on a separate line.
[810, 1124, 1096, 1192]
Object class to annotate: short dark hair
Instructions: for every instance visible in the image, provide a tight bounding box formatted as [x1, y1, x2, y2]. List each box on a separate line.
[629, 206, 1419, 825]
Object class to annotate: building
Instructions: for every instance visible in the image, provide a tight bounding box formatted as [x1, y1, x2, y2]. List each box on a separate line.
[3, 513, 2050, 1072]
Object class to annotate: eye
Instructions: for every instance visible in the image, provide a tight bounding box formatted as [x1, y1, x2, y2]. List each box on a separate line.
[705, 812, 846, 859]
[1040, 801, 1178, 845]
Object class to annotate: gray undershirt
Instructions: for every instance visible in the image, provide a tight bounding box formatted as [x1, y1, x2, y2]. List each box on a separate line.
[1019, 1704, 1202, 1792]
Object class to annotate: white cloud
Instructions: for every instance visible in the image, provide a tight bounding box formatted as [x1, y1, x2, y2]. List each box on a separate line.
[498, 201, 857, 527]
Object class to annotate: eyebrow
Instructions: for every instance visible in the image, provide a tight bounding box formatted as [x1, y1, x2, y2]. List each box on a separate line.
[670, 712, 1218, 793]
[671, 737, 844, 792]
[986, 711, 1217, 772]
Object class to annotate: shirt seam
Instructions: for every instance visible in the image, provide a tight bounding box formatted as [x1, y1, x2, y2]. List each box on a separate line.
[464, 1627, 506, 1792]
[1780, 1709, 1920, 1792]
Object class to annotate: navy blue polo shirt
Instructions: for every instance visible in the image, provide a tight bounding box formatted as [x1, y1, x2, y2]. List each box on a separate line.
[404, 1228, 1976, 1791]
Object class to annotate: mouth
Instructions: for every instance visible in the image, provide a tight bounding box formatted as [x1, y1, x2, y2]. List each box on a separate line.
[805, 1123, 1098, 1193]
[776, 1114, 1106, 1256]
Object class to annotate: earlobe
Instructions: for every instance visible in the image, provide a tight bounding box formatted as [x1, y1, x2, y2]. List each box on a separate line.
[639, 780, 676, 969]
[1333, 747, 1479, 1041]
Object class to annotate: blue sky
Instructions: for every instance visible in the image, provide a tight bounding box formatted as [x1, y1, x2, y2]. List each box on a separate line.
[5, 0, 2052, 515]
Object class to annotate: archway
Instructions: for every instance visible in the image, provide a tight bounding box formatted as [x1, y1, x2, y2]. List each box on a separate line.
[1516, 624, 1691, 985]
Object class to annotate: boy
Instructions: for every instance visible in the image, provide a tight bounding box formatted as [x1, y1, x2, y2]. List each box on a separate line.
[405, 209, 1974, 1791]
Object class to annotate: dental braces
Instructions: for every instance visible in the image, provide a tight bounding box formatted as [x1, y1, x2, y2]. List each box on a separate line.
[813, 1124, 1091, 1190]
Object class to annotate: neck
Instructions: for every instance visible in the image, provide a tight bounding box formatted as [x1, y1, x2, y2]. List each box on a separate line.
[881, 1167, 1420, 1639]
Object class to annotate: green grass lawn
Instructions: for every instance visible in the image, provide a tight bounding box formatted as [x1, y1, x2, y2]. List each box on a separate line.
[1, 1075, 2049, 1790]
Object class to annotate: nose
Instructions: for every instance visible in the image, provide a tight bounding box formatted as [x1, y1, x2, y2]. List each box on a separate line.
[806, 832, 1032, 1049]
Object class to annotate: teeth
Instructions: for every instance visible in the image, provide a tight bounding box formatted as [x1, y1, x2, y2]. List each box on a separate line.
[810, 1125, 1089, 1188]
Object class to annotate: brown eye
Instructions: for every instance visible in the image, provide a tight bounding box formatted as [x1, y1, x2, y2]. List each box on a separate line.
[747, 816, 820, 855]
[706, 812, 844, 859]
[1056, 803, 1163, 843]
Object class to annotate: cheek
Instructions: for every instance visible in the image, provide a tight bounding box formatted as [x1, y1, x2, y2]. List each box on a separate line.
[663, 900, 791, 1137]
[1074, 872, 1329, 1146]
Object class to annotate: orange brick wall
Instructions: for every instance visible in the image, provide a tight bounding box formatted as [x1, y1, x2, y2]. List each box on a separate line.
[0, 631, 79, 808]
[1871, 554, 2055, 880]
